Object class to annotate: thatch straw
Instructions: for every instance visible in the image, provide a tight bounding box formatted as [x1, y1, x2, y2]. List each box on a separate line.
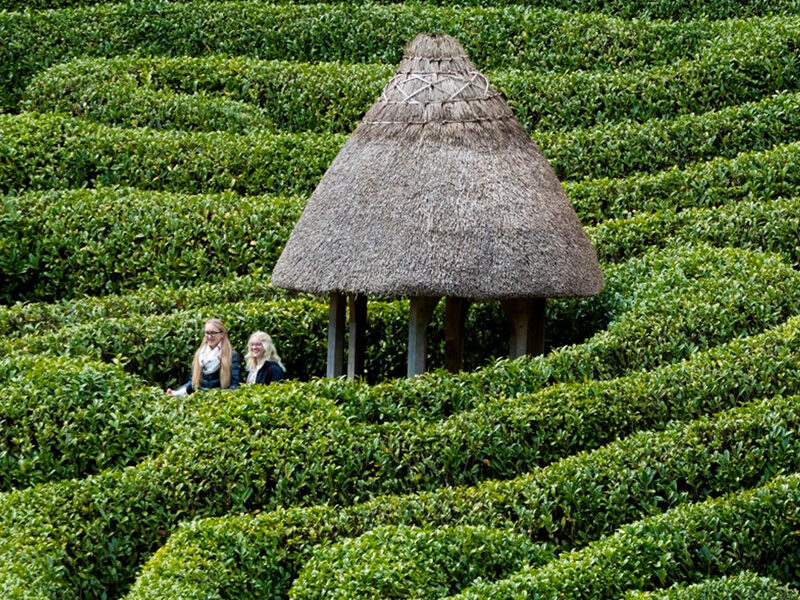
[271, 33, 603, 300]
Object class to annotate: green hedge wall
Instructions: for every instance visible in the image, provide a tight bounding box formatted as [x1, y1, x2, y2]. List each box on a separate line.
[5, 299, 331, 385]
[22, 57, 393, 135]
[0, 187, 304, 302]
[0, 113, 344, 196]
[1, 312, 799, 599]
[4, 0, 800, 22]
[4, 109, 800, 244]
[2, 3, 792, 111]
[567, 139, 800, 224]
[9, 245, 797, 392]
[126, 389, 800, 600]
[4, 95, 800, 198]
[541, 91, 800, 181]
[291, 525, 555, 600]
[23, 40, 800, 134]
[0, 272, 294, 338]
[0, 354, 172, 492]
[290, 470, 800, 600]
[452, 474, 800, 599]
[3, 173, 799, 306]
[588, 196, 800, 265]
[623, 572, 800, 600]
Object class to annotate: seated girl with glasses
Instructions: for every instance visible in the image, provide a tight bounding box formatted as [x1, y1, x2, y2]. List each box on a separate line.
[244, 331, 285, 385]
[166, 318, 241, 396]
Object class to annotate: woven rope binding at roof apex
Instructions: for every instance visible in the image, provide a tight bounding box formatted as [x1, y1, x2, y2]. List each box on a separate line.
[380, 72, 495, 104]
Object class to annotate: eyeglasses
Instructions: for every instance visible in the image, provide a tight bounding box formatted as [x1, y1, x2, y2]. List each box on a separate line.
[204, 330, 223, 337]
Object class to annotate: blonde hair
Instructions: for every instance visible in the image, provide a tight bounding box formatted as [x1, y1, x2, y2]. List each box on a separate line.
[192, 318, 233, 389]
[245, 331, 285, 372]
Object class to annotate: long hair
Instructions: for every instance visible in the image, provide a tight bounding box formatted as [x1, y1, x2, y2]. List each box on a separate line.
[245, 331, 285, 372]
[192, 318, 233, 389]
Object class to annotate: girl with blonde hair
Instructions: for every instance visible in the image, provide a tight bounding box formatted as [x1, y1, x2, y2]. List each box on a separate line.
[243, 331, 285, 384]
[167, 318, 241, 396]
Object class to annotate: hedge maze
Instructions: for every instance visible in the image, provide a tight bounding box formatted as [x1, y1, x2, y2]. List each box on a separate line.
[1, 0, 799, 599]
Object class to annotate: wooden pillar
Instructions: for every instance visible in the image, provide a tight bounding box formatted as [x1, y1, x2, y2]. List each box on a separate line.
[327, 292, 346, 377]
[347, 293, 367, 380]
[444, 297, 470, 373]
[501, 298, 546, 359]
[407, 296, 440, 377]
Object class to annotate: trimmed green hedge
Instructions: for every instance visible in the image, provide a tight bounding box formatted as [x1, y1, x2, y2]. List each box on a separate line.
[588, 196, 800, 265]
[23, 40, 800, 135]
[0, 113, 344, 196]
[0, 187, 304, 302]
[126, 389, 800, 600]
[0, 296, 502, 387]
[22, 57, 392, 135]
[623, 572, 800, 600]
[0, 353, 172, 492]
[541, 91, 800, 181]
[291, 468, 800, 600]
[497, 45, 800, 133]
[566, 139, 800, 224]
[452, 474, 800, 599]
[1, 3, 791, 111]
[2, 310, 799, 600]
[0, 272, 295, 338]
[291, 525, 555, 600]
[4, 0, 800, 21]
[5, 298, 330, 385]
[308, 244, 800, 422]
[4, 106, 800, 223]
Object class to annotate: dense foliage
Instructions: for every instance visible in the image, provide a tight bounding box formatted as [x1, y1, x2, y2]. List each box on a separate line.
[1, 1, 798, 599]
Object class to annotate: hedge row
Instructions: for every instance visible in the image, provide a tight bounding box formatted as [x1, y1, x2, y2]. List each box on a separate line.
[4, 0, 800, 22]
[453, 474, 800, 600]
[0, 353, 174, 492]
[290, 525, 555, 600]
[5, 103, 800, 209]
[0, 187, 304, 302]
[123, 387, 800, 599]
[588, 196, 800, 265]
[542, 90, 800, 181]
[0, 112, 344, 196]
[3, 306, 800, 599]
[291, 470, 800, 600]
[0, 271, 295, 338]
[20, 84, 800, 185]
[1, 2, 791, 111]
[623, 572, 800, 600]
[22, 57, 392, 135]
[566, 139, 800, 224]
[23, 40, 800, 135]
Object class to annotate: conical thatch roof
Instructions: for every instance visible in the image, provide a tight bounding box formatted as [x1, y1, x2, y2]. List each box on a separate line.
[271, 33, 603, 300]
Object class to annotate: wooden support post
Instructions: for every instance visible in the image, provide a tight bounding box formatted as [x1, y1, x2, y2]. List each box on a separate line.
[407, 296, 440, 377]
[444, 297, 470, 373]
[327, 292, 346, 378]
[347, 293, 367, 380]
[501, 298, 546, 359]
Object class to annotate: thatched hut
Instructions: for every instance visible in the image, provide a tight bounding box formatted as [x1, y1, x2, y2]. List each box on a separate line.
[272, 33, 603, 378]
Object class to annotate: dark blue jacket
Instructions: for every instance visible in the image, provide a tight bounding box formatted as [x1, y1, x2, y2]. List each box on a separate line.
[245, 360, 285, 384]
[182, 350, 241, 394]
